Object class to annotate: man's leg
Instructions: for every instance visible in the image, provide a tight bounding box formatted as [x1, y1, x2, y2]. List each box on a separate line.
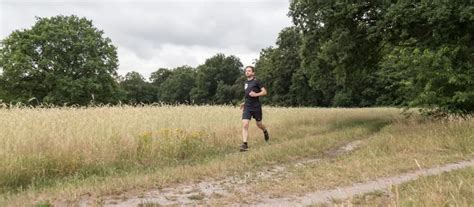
[242, 119, 250, 143]
[254, 110, 269, 142]
[256, 121, 269, 141]
[241, 119, 250, 151]
[256, 121, 266, 131]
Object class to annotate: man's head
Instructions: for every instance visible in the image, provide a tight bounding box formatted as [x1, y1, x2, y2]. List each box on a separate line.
[244, 66, 255, 79]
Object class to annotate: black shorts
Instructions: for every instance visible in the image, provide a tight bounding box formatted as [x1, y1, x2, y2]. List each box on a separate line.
[242, 109, 262, 121]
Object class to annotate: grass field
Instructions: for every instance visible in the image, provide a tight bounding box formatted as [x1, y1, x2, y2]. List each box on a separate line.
[0, 106, 472, 206]
[347, 167, 474, 206]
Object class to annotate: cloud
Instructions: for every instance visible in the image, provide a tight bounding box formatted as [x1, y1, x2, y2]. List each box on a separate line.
[0, 0, 292, 78]
[119, 44, 259, 80]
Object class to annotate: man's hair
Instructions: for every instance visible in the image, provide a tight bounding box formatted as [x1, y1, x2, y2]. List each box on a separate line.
[244, 66, 255, 72]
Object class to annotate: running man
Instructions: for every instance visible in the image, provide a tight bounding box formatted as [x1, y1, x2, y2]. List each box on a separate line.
[239, 66, 269, 152]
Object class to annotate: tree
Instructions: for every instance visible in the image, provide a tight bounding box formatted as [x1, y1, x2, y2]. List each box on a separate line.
[119, 71, 156, 104]
[150, 68, 172, 87]
[190, 53, 242, 104]
[159, 66, 196, 104]
[0, 15, 121, 105]
[288, 0, 473, 116]
[214, 80, 243, 105]
[256, 27, 304, 106]
[289, 1, 386, 107]
[378, 1, 474, 116]
[0, 71, 7, 103]
[289, 67, 320, 106]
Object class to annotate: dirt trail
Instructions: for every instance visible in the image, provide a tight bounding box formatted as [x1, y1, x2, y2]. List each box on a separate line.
[254, 159, 474, 206]
[76, 140, 473, 207]
[84, 140, 363, 207]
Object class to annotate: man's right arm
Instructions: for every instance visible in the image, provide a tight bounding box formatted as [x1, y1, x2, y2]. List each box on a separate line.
[239, 96, 246, 110]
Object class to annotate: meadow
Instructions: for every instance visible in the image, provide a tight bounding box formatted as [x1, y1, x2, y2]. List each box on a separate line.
[0, 106, 472, 206]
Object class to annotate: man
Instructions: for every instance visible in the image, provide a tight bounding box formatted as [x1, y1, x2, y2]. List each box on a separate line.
[239, 66, 269, 152]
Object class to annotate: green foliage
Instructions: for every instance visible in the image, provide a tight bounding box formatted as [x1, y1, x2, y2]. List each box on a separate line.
[159, 66, 196, 104]
[288, 67, 320, 106]
[191, 53, 242, 104]
[1, 1, 472, 117]
[150, 68, 172, 87]
[381, 47, 474, 117]
[256, 27, 304, 106]
[214, 80, 241, 104]
[0, 15, 121, 105]
[0, 72, 7, 102]
[284, 0, 473, 116]
[333, 90, 354, 107]
[378, 0, 474, 116]
[289, 1, 385, 107]
[119, 71, 157, 104]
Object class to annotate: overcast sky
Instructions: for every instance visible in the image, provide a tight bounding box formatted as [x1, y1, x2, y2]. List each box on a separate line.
[0, 0, 293, 79]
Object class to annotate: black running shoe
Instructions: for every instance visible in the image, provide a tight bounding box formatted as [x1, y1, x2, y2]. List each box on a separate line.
[240, 143, 248, 152]
[264, 130, 269, 142]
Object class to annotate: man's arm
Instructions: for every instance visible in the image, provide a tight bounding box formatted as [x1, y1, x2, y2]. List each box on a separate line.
[249, 87, 267, 97]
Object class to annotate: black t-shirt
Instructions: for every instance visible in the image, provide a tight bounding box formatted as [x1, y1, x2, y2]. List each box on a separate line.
[244, 78, 264, 111]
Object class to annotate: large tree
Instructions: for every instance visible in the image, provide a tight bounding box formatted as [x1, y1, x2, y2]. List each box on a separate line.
[0, 15, 121, 105]
[378, 0, 474, 116]
[289, 1, 386, 107]
[119, 71, 156, 104]
[256, 27, 307, 106]
[190, 53, 242, 104]
[150, 68, 172, 87]
[159, 66, 196, 104]
[289, 0, 473, 116]
[0, 72, 6, 103]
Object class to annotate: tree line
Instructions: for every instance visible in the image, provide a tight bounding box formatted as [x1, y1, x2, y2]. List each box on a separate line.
[258, 0, 473, 116]
[0, 0, 473, 116]
[118, 54, 245, 105]
[0, 16, 245, 106]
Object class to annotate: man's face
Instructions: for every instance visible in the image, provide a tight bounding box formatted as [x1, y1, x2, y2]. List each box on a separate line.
[245, 67, 255, 78]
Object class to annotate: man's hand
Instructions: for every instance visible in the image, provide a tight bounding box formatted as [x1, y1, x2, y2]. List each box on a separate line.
[249, 88, 267, 97]
[240, 102, 245, 110]
[249, 91, 259, 97]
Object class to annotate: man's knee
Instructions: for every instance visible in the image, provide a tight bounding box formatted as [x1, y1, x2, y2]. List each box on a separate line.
[256, 121, 264, 128]
[242, 120, 250, 129]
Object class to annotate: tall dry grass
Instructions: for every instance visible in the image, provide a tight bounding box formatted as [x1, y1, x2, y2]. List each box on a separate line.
[245, 113, 474, 203]
[0, 106, 400, 194]
[348, 167, 474, 206]
[394, 167, 473, 206]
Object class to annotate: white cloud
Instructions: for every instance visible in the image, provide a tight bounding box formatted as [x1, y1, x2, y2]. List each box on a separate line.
[0, 0, 292, 78]
[119, 44, 259, 79]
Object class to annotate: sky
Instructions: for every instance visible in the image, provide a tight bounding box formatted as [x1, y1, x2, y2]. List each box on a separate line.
[0, 0, 293, 79]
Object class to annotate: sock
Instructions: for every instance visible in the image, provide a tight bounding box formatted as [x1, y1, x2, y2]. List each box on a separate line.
[243, 142, 248, 145]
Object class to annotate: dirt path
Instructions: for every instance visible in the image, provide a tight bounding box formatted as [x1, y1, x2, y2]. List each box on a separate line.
[254, 159, 474, 206]
[78, 140, 473, 207]
[88, 140, 364, 207]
